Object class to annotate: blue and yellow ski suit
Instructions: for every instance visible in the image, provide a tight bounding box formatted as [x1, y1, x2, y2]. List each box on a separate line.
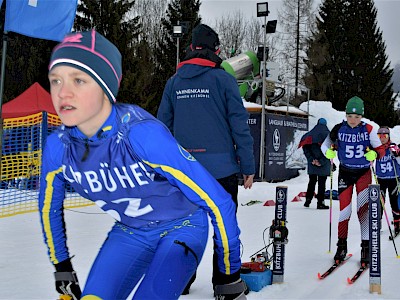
[39, 104, 241, 299]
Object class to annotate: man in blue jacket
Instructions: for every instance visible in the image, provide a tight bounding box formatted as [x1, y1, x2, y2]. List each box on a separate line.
[158, 24, 255, 295]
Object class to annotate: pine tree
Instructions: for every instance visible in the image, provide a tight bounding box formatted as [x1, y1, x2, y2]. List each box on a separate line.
[152, 0, 201, 109]
[1, 33, 56, 102]
[74, 0, 150, 107]
[75, 0, 140, 43]
[392, 63, 400, 93]
[304, 0, 398, 126]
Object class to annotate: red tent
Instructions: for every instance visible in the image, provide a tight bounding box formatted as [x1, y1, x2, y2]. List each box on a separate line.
[1, 82, 56, 118]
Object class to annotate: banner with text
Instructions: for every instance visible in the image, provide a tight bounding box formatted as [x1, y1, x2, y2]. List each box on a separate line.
[247, 112, 262, 179]
[264, 113, 308, 181]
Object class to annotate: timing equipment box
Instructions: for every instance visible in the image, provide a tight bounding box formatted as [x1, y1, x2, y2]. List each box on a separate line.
[240, 269, 272, 292]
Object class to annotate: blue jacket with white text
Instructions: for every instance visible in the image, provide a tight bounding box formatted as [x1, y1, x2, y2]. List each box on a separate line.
[157, 58, 255, 179]
[38, 104, 241, 276]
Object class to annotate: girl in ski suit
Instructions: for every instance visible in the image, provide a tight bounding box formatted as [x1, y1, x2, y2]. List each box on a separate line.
[322, 96, 385, 266]
[38, 30, 247, 300]
[375, 126, 400, 235]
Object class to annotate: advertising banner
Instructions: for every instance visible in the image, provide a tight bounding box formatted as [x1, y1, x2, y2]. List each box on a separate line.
[264, 113, 308, 181]
[368, 184, 381, 294]
[272, 186, 288, 283]
[247, 112, 262, 179]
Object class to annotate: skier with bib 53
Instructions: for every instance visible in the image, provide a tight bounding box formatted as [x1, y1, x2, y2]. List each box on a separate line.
[321, 96, 385, 266]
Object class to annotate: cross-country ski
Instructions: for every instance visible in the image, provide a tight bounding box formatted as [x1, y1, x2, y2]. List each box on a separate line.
[347, 265, 368, 284]
[317, 254, 352, 279]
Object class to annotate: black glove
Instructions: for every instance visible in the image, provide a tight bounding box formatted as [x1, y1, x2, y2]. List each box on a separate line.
[54, 259, 81, 300]
[389, 144, 400, 157]
[214, 270, 248, 300]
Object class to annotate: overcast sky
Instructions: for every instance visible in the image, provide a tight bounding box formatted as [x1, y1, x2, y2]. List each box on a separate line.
[199, 0, 400, 66]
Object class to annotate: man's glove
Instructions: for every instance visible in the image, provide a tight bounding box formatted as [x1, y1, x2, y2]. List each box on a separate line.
[325, 148, 336, 159]
[214, 271, 248, 300]
[364, 149, 377, 162]
[54, 259, 81, 300]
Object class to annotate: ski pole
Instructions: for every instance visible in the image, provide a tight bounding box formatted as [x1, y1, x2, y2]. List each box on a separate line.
[391, 156, 400, 196]
[370, 162, 399, 257]
[391, 157, 400, 232]
[328, 158, 334, 253]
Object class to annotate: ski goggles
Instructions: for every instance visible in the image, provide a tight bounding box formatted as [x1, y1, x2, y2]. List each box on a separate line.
[377, 133, 389, 139]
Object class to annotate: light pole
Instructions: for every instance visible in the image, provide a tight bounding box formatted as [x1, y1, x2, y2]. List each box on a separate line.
[173, 23, 183, 66]
[257, 2, 269, 180]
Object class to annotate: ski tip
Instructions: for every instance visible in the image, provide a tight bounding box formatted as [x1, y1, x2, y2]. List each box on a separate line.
[317, 272, 322, 279]
[396, 255, 400, 259]
[347, 277, 354, 284]
[348, 253, 353, 257]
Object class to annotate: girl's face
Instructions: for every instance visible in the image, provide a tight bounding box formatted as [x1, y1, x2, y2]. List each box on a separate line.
[48, 65, 112, 138]
[378, 133, 389, 144]
[346, 114, 362, 128]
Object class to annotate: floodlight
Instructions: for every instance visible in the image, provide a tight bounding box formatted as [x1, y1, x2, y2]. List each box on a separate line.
[173, 25, 183, 38]
[257, 2, 269, 17]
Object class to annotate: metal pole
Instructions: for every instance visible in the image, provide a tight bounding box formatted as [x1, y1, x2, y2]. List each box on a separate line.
[286, 83, 290, 114]
[0, 32, 8, 110]
[259, 15, 267, 179]
[176, 21, 180, 67]
[294, 0, 300, 97]
[176, 37, 180, 66]
[0, 31, 8, 180]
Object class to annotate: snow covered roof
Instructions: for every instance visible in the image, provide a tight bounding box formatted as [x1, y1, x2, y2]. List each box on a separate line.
[243, 99, 308, 116]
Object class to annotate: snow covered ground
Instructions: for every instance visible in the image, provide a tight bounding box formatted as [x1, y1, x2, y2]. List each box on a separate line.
[1, 101, 400, 299]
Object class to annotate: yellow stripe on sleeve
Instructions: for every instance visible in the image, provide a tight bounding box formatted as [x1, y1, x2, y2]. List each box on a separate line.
[42, 167, 63, 264]
[144, 160, 231, 274]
